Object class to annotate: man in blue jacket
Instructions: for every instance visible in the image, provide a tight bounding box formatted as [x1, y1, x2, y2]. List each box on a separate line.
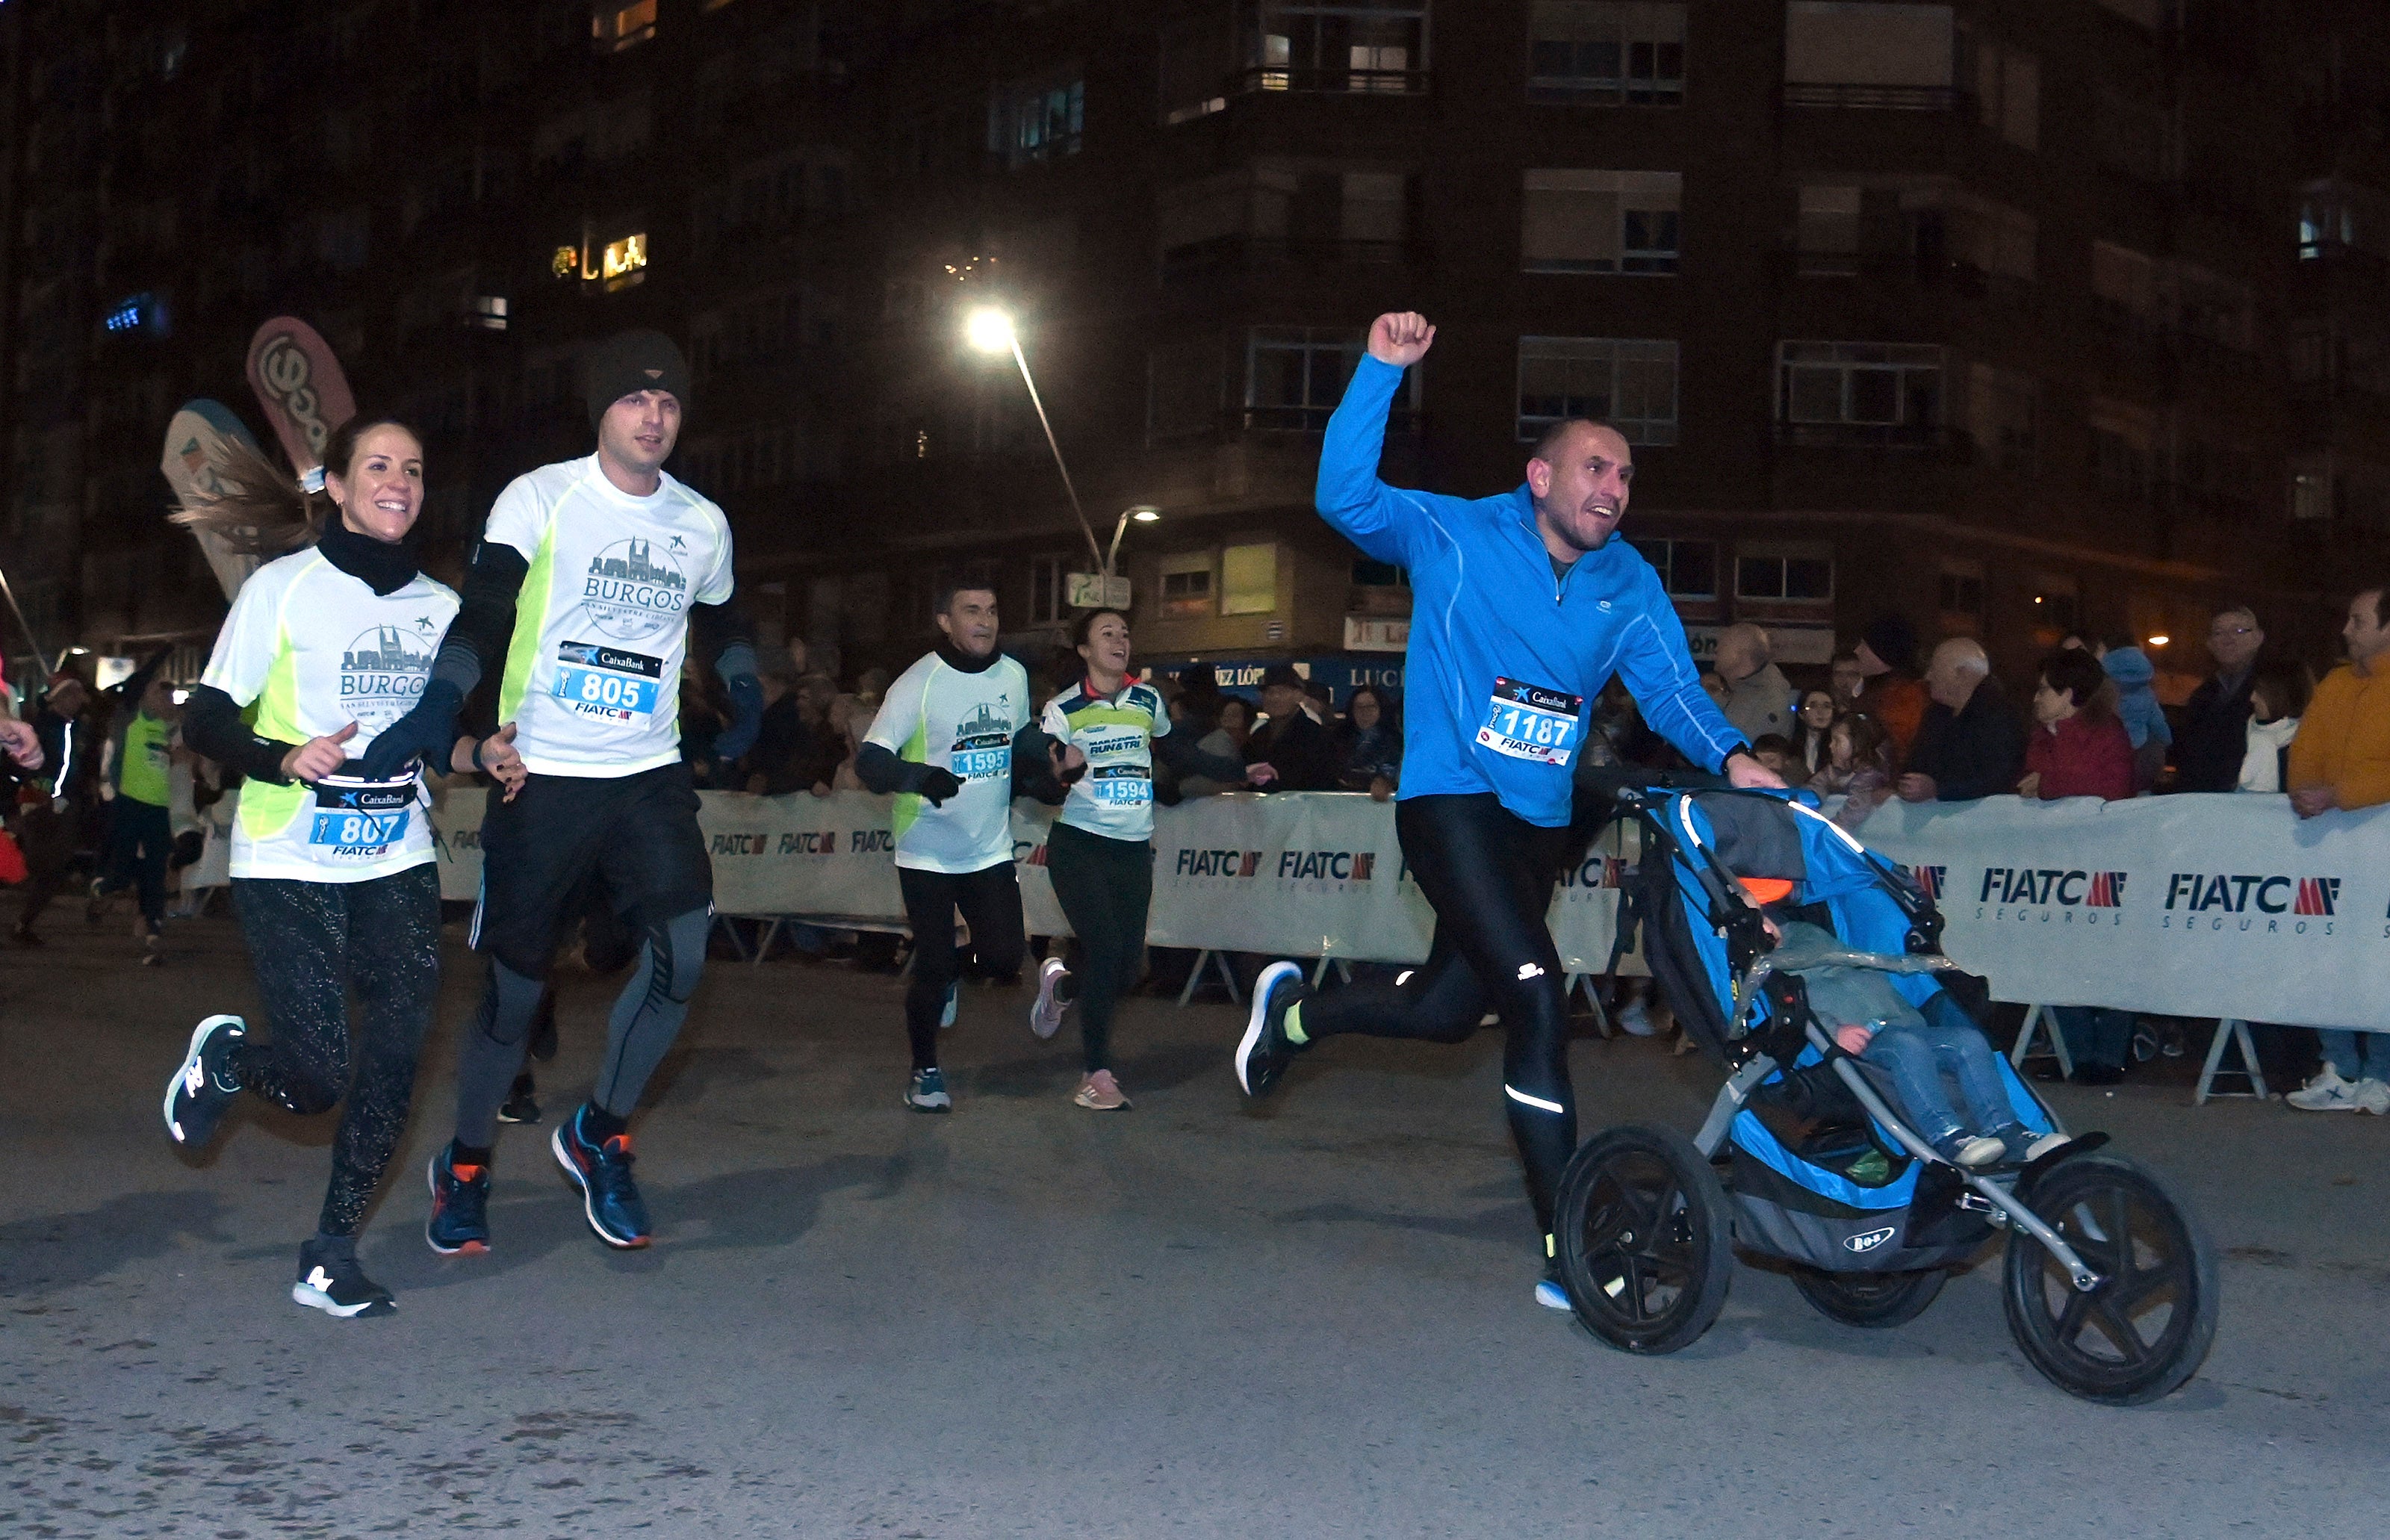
[1235, 311, 1782, 1310]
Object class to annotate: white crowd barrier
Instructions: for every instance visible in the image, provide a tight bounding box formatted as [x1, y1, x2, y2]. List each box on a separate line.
[1846, 793, 2390, 1030]
[426, 786, 1643, 974]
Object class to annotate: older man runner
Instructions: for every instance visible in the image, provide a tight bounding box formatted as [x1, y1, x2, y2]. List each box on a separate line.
[1232, 311, 1783, 1311]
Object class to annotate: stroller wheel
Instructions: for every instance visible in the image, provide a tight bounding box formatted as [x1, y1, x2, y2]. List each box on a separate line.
[1554, 1125, 1733, 1355]
[1790, 1265, 1946, 1329]
[2002, 1151, 2218, 1406]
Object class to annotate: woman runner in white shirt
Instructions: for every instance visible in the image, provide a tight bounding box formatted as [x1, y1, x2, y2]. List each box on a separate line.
[1028, 610, 1258, 1108]
[162, 415, 524, 1318]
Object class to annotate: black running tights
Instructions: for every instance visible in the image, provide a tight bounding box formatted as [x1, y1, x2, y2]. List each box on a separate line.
[1043, 822, 1153, 1073]
[897, 861, 1026, 1071]
[1297, 795, 1577, 1237]
[226, 866, 441, 1237]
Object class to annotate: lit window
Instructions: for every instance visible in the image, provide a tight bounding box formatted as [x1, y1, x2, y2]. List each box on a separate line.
[594, 0, 657, 53]
[102, 292, 167, 337]
[553, 244, 581, 279]
[471, 296, 508, 332]
[598, 233, 648, 289]
[1529, 2, 1684, 105]
[1161, 566, 1216, 618]
[1220, 543, 1277, 615]
[1517, 337, 1678, 444]
[1521, 170, 1680, 274]
[1245, 1, 1428, 96]
[990, 72, 1085, 169]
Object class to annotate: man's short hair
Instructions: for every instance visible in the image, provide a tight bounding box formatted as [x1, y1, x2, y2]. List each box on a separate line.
[2353, 580, 2390, 627]
[1528, 417, 1624, 465]
[932, 577, 998, 618]
[2211, 602, 2260, 629]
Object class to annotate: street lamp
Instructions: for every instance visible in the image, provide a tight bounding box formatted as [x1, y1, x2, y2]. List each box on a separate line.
[1105, 505, 1162, 581]
[964, 305, 1102, 576]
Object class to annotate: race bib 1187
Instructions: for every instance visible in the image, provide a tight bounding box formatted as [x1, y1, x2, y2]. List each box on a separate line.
[1475, 677, 1582, 766]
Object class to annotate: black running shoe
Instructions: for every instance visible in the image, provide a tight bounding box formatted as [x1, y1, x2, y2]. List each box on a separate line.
[497, 1074, 541, 1125]
[291, 1237, 395, 1318]
[1235, 960, 1308, 1098]
[163, 1014, 247, 1146]
[551, 1107, 651, 1248]
[425, 1142, 492, 1255]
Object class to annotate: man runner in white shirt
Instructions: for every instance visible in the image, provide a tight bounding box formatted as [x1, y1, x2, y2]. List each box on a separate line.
[360, 331, 764, 1253]
[855, 582, 1064, 1111]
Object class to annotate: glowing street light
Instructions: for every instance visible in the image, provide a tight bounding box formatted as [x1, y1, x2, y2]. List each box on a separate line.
[963, 305, 1108, 583]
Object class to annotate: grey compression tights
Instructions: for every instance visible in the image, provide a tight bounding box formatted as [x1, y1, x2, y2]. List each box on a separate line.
[452, 906, 711, 1149]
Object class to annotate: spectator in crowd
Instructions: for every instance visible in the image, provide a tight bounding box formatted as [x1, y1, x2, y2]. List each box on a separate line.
[2173, 605, 2266, 792]
[1333, 684, 1401, 800]
[1178, 695, 1253, 798]
[1813, 712, 1894, 830]
[1713, 622, 1794, 749]
[1895, 639, 2023, 803]
[10, 672, 91, 947]
[1748, 733, 1796, 783]
[1244, 665, 1338, 790]
[2017, 648, 2138, 1084]
[2283, 578, 2390, 1113]
[1302, 678, 1334, 724]
[812, 695, 867, 795]
[2236, 659, 2309, 793]
[2018, 648, 2133, 803]
[1854, 615, 1929, 762]
[678, 659, 730, 785]
[1790, 689, 1837, 780]
[2099, 640, 2170, 792]
[744, 645, 816, 795]
[1830, 652, 1867, 713]
[853, 666, 890, 715]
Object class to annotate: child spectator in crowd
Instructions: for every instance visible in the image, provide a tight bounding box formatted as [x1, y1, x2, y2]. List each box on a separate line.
[2099, 640, 2171, 792]
[2236, 659, 2310, 793]
[1790, 689, 1836, 781]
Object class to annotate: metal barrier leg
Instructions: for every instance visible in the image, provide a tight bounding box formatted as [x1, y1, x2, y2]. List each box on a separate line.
[1568, 973, 1616, 1038]
[2196, 1017, 2269, 1105]
[2008, 1003, 2072, 1079]
[750, 917, 783, 968]
[713, 913, 753, 963]
[1178, 950, 1217, 1007]
[1309, 955, 1353, 987]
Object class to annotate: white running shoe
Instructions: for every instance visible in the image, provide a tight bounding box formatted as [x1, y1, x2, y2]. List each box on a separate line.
[1030, 956, 1069, 1040]
[1615, 998, 1658, 1037]
[2356, 1078, 2390, 1117]
[2287, 1067, 2365, 1111]
[1955, 1135, 2008, 1169]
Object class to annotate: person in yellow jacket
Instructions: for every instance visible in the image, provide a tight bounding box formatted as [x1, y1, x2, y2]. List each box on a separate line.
[2283, 579, 2390, 1114]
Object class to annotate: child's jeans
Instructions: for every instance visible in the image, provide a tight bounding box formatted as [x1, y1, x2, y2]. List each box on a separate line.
[1861, 1020, 2017, 1148]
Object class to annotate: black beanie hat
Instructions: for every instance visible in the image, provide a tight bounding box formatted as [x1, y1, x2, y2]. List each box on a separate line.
[586, 329, 691, 429]
[1861, 613, 1919, 674]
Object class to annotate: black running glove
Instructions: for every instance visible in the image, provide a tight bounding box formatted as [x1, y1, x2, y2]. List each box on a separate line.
[913, 766, 965, 807]
[356, 680, 463, 780]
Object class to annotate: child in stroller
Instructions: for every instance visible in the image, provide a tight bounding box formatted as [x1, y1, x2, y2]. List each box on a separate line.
[1762, 912, 2067, 1170]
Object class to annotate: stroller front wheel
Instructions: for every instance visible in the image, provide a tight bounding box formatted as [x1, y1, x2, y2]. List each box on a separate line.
[1554, 1125, 1734, 1355]
[2001, 1151, 2219, 1406]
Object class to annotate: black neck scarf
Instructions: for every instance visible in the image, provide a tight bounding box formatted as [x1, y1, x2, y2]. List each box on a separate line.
[316, 521, 420, 597]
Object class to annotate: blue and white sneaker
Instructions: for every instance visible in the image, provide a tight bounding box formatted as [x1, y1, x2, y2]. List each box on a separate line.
[1536, 1270, 1573, 1312]
[550, 1106, 651, 1249]
[940, 980, 960, 1031]
[1235, 961, 1306, 1098]
[906, 1067, 952, 1113]
[164, 1014, 247, 1146]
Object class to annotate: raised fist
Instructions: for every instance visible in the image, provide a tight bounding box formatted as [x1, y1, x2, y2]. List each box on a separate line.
[1367, 312, 1436, 368]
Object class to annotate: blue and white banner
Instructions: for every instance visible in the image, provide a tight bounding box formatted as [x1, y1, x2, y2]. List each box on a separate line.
[1851, 793, 2390, 1029]
[426, 787, 1641, 974]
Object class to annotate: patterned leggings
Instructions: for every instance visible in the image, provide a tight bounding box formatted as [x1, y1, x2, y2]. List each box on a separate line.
[227, 866, 441, 1237]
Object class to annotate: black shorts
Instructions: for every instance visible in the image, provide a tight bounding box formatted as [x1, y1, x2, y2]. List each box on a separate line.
[470, 763, 711, 979]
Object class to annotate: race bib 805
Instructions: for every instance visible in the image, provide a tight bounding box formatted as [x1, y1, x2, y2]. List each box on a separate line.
[554, 640, 662, 720]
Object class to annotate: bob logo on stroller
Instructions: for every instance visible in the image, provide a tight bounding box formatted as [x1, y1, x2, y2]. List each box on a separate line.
[1845, 1226, 1895, 1254]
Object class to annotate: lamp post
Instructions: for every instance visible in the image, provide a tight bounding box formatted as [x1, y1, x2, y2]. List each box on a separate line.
[0, 560, 51, 677]
[965, 306, 1101, 575]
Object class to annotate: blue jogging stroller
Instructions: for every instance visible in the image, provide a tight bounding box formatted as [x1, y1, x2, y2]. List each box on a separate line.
[1554, 784, 2217, 1405]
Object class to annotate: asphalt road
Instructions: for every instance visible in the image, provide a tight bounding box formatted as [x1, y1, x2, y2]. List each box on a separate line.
[3, 912, 2386, 1539]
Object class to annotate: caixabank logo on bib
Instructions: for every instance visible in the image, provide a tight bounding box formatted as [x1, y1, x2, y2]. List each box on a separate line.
[340, 618, 438, 734]
[1973, 866, 2130, 926]
[583, 536, 688, 642]
[2161, 872, 2341, 937]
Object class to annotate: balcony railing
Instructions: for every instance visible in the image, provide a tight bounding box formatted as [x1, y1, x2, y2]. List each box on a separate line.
[1781, 249, 2034, 308]
[1161, 234, 1418, 282]
[1231, 66, 1429, 98]
[1783, 82, 1958, 111]
[1775, 420, 1957, 452]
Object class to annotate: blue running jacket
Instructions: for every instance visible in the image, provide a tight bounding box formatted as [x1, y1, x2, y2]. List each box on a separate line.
[1317, 355, 1746, 827]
